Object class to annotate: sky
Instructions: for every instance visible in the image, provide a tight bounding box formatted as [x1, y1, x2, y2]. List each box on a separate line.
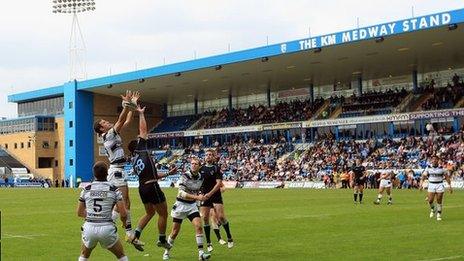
[0, 0, 463, 118]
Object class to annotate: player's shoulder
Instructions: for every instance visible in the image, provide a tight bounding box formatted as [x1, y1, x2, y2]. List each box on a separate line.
[84, 184, 92, 190]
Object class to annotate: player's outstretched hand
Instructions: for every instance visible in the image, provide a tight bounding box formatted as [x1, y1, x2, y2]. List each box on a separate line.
[121, 90, 133, 102]
[136, 104, 146, 114]
[197, 194, 206, 201]
[132, 91, 141, 104]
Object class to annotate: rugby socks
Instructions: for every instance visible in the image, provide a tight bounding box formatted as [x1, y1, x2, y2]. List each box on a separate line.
[388, 196, 392, 203]
[112, 210, 120, 223]
[211, 222, 222, 240]
[196, 234, 205, 252]
[204, 224, 211, 244]
[376, 194, 382, 203]
[78, 256, 88, 261]
[159, 234, 167, 244]
[436, 204, 442, 214]
[222, 220, 233, 240]
[135, 227, 142, 239]
[118, 256, 128, 261]
[353, 193, 358, 202]
[359, 193, 363, 203]
[430, 202, 435, 211]
[168, 235, 175, 246]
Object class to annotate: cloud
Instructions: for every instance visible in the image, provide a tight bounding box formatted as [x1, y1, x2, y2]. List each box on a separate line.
[1, 0, 463, 118]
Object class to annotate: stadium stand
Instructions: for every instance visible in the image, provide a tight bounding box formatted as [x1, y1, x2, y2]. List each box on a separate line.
[199, 98, 325, 129]
[152, 115, 200, 132]
[153, 129, 464, 186]
[0, 147, 29, 174]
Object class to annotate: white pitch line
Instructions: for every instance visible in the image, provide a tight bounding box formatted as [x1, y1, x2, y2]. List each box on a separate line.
[419, 255, 463, 261]
[3, 233, 47, 240]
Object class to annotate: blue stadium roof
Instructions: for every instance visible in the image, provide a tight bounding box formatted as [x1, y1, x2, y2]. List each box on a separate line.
[8, 8, 464, 103]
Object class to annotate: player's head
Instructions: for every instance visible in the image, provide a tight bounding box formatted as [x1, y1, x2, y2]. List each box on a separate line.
[431, 155, 439, 166]
[93, 119, 113, 135]
[128, 140, 138, 155]
[190, 157, 201, 173]
[93, 161, 108, 181]
[205, 149, 215, 163]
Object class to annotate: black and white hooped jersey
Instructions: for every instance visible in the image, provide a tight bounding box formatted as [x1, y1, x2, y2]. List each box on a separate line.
[102, 128, 125, 164]
[177, 171, 204, 203]
[79, 181, 123, 223]
[423, 165, 446, 183]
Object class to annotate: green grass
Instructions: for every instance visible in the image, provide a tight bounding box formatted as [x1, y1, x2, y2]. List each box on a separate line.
[1, 188, 464, 260]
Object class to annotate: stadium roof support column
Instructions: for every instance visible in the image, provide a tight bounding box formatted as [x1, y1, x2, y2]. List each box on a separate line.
[162, 103, 168, 119]
[228, 93, 233, 122]
[357, 76, 363, 95]
[453, 118, 460, 132]
[309, 84, 314, 103]
[64, 80, 94, 185]
[194, 98, 198, 115]
[412, 70, 418, 93]
[267, 87, 271, 107]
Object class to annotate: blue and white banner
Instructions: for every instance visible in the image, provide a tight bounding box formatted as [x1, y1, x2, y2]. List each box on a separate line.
[278, 9, 463, 54]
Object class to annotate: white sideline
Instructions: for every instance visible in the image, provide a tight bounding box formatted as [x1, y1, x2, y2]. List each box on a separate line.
[3, 233, 47, 240]
[419, 256, 462, 261]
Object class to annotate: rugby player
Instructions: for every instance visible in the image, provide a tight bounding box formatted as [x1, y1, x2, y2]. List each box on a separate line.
[420, 155, 453, 221]
[76, 161, 129, 261]
[200, 149, 234, 251]
[93, 90, 143, 249]
[163, 158, 211, 260]
[127, 104, 177, 251]
[350, 158, 367, 204]
[373, 171, 393, 205]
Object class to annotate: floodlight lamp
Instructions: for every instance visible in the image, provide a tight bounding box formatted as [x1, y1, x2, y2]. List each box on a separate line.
[375, 36, 384, 43]
[52, 0, 95, 14]
[448, 24, 458, 31]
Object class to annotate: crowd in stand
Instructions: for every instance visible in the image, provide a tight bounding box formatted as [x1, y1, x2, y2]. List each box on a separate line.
[341, 88, 408, 113]
[162, 130, 464, 187]
[421, 74, 464, 111]
[202, 98, 325, 129]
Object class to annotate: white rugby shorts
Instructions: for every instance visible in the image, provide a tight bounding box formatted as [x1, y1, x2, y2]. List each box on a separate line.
[81, 222, 118, 249]
[428, 182, 445, 193]
[171, 200, 199, 220]
[379, 179, 392, 188]
[107, 165, 127, 187]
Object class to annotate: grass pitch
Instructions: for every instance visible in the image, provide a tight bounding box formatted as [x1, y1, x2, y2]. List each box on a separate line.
[1, 188, 463, 260]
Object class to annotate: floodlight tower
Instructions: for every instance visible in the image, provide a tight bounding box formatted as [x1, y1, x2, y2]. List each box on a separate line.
[52, 0, 96, 81]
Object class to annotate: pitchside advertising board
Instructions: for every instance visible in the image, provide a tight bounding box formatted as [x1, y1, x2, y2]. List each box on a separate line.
[153, 108, 464, 137]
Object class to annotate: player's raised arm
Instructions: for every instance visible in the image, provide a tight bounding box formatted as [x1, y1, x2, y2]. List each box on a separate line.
[114, 90, 134, 133]
[136, 104, 148, 139]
